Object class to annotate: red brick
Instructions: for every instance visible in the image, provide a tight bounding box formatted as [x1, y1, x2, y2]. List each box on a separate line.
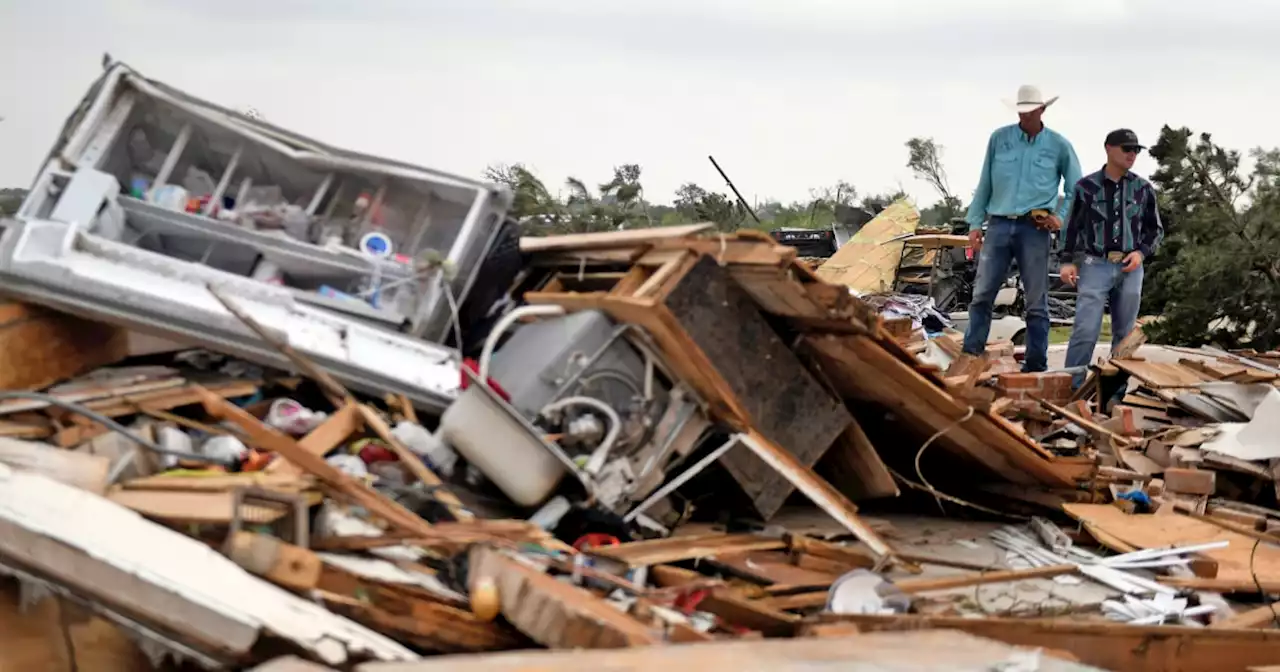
[1071, 400, 1093, 420]
[1164, 468, 1216, 496]
[1040, 372, 1073, 391]
[998, 373, 1041, 390]
[1118, 407, 1140, 437]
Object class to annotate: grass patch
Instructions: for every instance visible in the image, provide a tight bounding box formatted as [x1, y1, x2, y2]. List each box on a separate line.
[1050, 317, 1110, 345]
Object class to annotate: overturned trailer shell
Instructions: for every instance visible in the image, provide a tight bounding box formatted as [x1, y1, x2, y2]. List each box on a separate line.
[0, 63, 514, 411]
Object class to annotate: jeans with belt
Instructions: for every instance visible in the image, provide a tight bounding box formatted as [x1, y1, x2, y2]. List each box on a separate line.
[1064, 255, 1145, 387]
[961, 215, 1052, 372]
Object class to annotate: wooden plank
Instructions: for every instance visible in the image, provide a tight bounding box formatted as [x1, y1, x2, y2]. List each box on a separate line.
[591, 534, 785, 567]
[1064, 503, 1280, 590]
[0, 300, 129, 392]
[707, 550, 843, 587]
[468, 545, 663, 649]
[1037, 396, 1138, 448]
[816, 418, 899, 500]
[197, 388, 437, 538]
[899, 234, 971, 248]
[267, 402, 362, 475]
[520, 223, 714, 253]
[825, 613, 1280, 672]
[739, 431, 894, 561]
[0, 437, 109, 493]
[0, 580, 153, 672]
[1211, 603, 1280, 629]
[805, 334, 1078, 487]
[120, 472, 310, 492]
[1114, 359, 1214, 388]
[107, 489, 299, 525]
[358, 628, 1087, 672]
[662, 257, 853, 519]
[649, 565, 800, 636]
[892, 564, 1077, 594]
[357, 405, 473, 521]
[226, 531, 324, 591]
[0, 377, 186, 416]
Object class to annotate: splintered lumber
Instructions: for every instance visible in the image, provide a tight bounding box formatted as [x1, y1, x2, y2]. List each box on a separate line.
[1064, 503, 1280, 591]
[816, 419, 899, 500]
[208, 285, 351, 402]
[823, 613, 1280, 672]
[197, 387, 436, 538]
[1211, 603, 1280, 629]
[650, 565, 801, 636]
[0, 467, 417, 666]
[357, 629, 1093, 672]
[226, 531, 324, 591]
[357, 404, 472, 521]
[120, 472, 311, 493]
[467, 545, 664, 649]
[1036, 396, 1138, 447]
[803, 334, 1082, 487]
[0, 579, 153, 672]
[520, 223, 715, 254]
[590, 533, 786, 567]
[739, 430, 894, 561]
[268, 402, 363, 475]
[0, 437, 109, 494]
[107, 489, 310, 526]
[891, 564, 1078, 594]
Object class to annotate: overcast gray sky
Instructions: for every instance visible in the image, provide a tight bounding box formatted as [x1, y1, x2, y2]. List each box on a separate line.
[2, 0, 1278, 207]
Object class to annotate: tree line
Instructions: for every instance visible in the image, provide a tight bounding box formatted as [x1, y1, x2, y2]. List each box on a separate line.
[489, 129, 1280, 351]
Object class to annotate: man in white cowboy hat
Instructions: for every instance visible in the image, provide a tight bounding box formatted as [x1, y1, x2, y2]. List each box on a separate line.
[961, 84, 1082, 372]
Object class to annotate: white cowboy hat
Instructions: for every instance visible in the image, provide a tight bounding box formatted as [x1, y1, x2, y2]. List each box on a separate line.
[1005, 85, 1059, 113]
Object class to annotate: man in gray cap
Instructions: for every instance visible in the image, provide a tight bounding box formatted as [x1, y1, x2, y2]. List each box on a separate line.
[1059, 129, 1165, 387]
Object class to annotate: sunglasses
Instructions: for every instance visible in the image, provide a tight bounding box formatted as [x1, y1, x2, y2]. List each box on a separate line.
[1121, 145, 1143, 155]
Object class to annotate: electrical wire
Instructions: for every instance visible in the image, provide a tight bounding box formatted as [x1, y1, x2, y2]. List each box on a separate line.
[1249, 537, 1280, 628]
[0, 391, 234, 466]
[914, 406, 975, 515]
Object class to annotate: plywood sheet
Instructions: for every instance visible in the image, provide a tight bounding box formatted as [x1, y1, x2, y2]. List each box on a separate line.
[0, 301, 128, 391]
[1113, 359, 1214, 388]
[815, 200, 919, 293]
[1063, 503, 1280, 589]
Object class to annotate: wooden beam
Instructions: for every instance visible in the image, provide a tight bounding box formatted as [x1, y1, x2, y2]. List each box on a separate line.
[267, 402, 363, 475]
[196, 388, 435, 538]
[649, 565, 800, 636]
[739, 431, 895, 562]
[892, 564, 1077, 594]
[357, 404, 472, 520]
[468, 545, 663, 648]
[1211, 603, 1280, 629]
[590, 534, 785, 567]
[825, 613, 1280, 672]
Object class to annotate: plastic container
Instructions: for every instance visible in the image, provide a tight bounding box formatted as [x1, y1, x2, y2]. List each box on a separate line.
[392, 421, 457, 477]
[439, 386, 565, 507]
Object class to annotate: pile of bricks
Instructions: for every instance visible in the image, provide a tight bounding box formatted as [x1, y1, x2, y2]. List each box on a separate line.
[996, 371, 1074, 405]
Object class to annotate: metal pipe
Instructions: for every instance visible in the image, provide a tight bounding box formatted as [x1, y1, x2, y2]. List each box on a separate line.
[478, 305, 566, 381]
[0, 391, 233, 466]
[540, 396, 621, 476]
[624, 434, 741, 523]
[708, 155, 761, 224]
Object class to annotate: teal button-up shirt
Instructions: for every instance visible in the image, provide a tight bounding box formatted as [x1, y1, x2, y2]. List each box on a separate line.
[964, 124, 1082, 231]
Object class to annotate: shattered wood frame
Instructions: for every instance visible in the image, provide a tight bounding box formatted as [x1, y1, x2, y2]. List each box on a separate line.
[520, 228, 1092, 529]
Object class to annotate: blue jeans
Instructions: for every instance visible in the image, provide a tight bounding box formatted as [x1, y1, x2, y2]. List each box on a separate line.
[962, 217, 1052, 372]
[1065, 256, 1144, 387]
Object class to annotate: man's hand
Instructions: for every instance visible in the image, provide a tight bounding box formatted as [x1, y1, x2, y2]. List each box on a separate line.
[968, 229, 984, 253]
[1033, 212, 1063, 232]
[1121, 251, 1144, 272]
[1060, 263, 1079, 287]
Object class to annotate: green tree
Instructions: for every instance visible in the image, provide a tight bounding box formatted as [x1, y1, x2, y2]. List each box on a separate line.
[482, 164, 558, 221]
[905, 137, 963, 227]
[673, 182, 749, 232]
[1145, 126, 1280, 349]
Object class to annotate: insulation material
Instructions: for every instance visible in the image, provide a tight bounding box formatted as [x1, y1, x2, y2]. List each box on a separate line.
[815, 200, 920, 293]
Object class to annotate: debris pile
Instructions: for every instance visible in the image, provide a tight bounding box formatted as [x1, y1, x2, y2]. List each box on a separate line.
[3, 62, 1280, 672]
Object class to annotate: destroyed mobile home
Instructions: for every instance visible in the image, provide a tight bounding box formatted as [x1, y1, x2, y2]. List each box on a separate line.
[1, 65, 1280, 672]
